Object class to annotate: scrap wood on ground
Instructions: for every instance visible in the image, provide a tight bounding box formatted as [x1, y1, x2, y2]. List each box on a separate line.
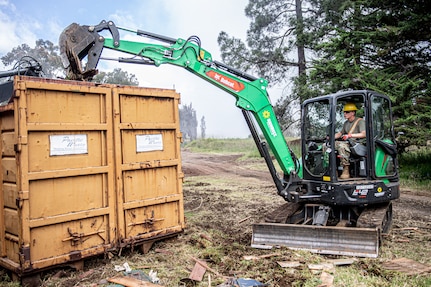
[382, 258, 431, 275]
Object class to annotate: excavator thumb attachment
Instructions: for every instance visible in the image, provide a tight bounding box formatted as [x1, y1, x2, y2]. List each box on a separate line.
[59, 20, 119, 80]
[252, 223, 380, 258]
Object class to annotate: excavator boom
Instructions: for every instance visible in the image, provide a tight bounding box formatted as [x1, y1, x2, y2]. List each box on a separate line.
[59, 20, 299, 198]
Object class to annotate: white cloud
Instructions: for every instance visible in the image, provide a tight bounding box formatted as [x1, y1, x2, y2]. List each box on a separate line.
[0, 1, 38, 58]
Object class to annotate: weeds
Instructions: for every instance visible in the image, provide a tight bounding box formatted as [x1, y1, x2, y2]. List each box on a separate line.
[399, 149, 431, 191]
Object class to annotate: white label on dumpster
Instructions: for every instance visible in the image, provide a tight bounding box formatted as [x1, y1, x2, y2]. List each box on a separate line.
[136, 134, 163, 152]
[49, 134, 88, 156]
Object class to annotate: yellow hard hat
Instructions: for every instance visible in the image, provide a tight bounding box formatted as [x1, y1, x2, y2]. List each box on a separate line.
[344, 102, 358, 112]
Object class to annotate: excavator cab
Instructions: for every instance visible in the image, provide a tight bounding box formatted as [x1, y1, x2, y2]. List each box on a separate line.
[254, 91, 400, 257]
[285, 90, 399, 208]
[302, 90, 398, 185]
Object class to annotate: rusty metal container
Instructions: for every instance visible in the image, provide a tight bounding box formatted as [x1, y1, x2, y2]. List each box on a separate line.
[0, 76, 184, 278]
[112, 86, 185, 251]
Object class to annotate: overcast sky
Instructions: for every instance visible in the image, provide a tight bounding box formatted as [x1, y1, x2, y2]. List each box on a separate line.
[0, 0, 287, 138]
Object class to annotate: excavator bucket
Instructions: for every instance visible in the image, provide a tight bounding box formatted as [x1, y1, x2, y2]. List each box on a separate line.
[59, 20, 119, 80]
[252, 223, 380, 258]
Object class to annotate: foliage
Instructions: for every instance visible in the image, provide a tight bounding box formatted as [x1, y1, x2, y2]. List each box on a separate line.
[218, 0, 431, 150]
[92, 68, 138, 86]
[179, 103, 198, 140]
[273, 84, 301, 136]
[1, 40, 64, 78]
[200, 116, 206, 139]
[218, 0, 308, 135]
[398, 148, 431, 191]
[1, 41, 140, 87]
[306, 0, 431, 150]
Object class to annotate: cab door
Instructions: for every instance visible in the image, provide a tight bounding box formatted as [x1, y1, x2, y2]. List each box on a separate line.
[369, 93, 398, 178]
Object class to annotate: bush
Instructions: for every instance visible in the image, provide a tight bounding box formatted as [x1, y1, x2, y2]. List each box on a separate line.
[399, 149, 431, 191]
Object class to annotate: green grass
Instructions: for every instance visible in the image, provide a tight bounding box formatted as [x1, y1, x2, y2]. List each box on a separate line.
[399, 149, 431, 191]
[183, 137, 260, 158]
[183, 137, 301, 159]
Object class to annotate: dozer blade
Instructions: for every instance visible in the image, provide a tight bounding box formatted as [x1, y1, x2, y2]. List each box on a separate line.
[252, 223, 380, 258]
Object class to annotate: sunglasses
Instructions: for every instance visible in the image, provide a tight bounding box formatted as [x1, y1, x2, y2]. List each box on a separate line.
[344, 111, 353, 114]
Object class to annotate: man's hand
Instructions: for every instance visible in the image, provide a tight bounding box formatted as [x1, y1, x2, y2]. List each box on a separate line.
[342, 133, 352, 141]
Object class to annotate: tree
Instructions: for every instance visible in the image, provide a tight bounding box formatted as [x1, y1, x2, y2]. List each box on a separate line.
[218, 0, 306, 83]
[1, 40, 140, 87]
[219, 0, 431, 150]
[305, 0, 431, 150]
[1, 40, 64, 78]
[200, 116, 206, 139]
[218, 0, 309, 133]
[179, 103, 198, 140]
[93, 68, 139, 86]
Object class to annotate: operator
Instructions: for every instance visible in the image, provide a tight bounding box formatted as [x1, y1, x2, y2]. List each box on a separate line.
[334, 102, 366, 179]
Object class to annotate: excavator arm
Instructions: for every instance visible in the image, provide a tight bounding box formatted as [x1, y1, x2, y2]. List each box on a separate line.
[59, 20, 300, 199]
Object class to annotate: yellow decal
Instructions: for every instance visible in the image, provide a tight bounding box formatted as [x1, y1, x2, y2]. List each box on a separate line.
[199, 50, 206, 60]
[262, 110, 271, 119]
[323, 176, 331, 182]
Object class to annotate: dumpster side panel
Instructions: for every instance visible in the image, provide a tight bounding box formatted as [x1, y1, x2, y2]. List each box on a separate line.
[113, 87, 185, 244]
[0, 77, 117, 272]
[0, 109, 18, 260]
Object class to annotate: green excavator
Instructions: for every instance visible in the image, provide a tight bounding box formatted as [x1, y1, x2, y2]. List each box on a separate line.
[59, 20, 400, 257]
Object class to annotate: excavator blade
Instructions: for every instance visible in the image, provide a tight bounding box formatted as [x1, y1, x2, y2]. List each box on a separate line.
[252, 223, 380, 258]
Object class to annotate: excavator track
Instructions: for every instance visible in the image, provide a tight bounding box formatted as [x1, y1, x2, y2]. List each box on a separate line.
[264, 202, 302, 223]
[357, 202, 393, 234]
[252, 202, 393, 258]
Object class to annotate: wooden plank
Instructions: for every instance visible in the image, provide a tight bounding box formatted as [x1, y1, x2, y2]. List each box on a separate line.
[189, 262, 206, 281]
[382, 258, 431, 275]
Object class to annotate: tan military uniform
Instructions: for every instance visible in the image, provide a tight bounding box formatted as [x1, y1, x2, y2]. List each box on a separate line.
[336, 118, 365, 166]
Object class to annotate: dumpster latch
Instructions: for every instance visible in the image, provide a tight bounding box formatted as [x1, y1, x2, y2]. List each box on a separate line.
[63, 227, 105, 246]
